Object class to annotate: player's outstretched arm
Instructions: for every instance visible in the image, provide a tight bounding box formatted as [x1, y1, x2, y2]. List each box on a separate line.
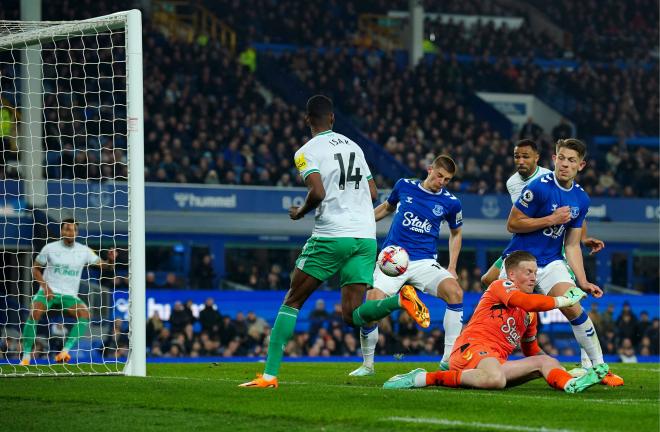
[507, 288, 585, 312]
[95, 248, 117, 271]
[506, 206, 571, 234]
[289, 172, 326, 220]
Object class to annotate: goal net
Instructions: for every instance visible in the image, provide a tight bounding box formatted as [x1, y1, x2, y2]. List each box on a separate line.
[0, 10, 145, 376]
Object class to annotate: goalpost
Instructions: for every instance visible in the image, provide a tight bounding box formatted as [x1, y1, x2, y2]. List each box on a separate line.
[0, 9, 145, 376]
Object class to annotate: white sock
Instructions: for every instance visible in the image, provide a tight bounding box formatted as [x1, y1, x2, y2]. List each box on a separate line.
[569, 312, 604, 366]
[442, 304, 463, 362]
[414, 371, 428, 388]
[359, 325, 378, 368]
[262, 373, 276, 380]
[580, 349, 592, 368]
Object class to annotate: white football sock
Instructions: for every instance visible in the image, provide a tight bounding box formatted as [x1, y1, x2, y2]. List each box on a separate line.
[359, 325, 378, 368]
[570, 312, 604, 366]
[442, 304, 463, 362]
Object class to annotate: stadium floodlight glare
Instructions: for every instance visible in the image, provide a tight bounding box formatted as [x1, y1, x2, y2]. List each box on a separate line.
[0, 10, 145, 377]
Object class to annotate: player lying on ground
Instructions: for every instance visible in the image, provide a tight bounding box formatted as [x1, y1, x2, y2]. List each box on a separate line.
[21, 218, 116, 365]
[349, 155, 464, 377]
[383, 250, 609, 393]
[239, 95, 428, 388]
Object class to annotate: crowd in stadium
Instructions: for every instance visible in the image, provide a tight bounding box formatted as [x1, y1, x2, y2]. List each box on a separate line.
[3, 0, 657, 198]
[143, 297, 659, 361]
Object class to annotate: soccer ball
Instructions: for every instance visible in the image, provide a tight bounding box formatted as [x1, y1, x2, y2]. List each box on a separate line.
[377, 245, 409, 277]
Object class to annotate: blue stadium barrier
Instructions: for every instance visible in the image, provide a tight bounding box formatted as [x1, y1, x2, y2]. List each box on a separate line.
[114, 290, 660, 335]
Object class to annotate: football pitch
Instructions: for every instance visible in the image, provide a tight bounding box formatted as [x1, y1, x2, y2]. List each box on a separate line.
[3, 362, 659, 431]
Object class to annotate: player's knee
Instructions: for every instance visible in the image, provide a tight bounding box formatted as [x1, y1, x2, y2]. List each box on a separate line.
[366, 288, 386, 301]
[342, 310, 356, 327]
[443, 282, 463, 304]
[485, 373, 507, 389]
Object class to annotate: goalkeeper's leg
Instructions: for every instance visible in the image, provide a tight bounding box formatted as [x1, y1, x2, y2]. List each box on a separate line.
[21, 295, 48, 365]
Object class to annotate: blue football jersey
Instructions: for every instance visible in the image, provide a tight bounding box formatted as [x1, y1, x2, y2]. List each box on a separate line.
[382, 179, 463, 261]
[502, 172, 590, 266]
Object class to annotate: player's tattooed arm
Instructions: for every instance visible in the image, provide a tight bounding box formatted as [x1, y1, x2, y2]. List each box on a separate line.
[368, 178, 377, 202]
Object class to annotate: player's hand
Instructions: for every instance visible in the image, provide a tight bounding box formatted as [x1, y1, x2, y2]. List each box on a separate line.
[549, 206, 571, 226]
[580, 282, 603, 298]
[289, 206, 304, 220]
[43, 285, 54, 301]
[582, 237, 605, 255]
[107, 248, 117, 263]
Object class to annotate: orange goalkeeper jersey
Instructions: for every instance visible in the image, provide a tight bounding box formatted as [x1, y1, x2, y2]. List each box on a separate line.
[456, 279, 539, 360]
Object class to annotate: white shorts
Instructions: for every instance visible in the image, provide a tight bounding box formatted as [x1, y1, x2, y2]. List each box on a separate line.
[372, 259, 455, 297]
[499, 259, 574, 295]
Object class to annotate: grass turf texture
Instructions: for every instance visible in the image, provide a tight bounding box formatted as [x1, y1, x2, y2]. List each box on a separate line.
[3, 362, 658, 431]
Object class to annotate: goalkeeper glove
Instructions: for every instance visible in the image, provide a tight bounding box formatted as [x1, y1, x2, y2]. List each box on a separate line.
[555, 287, 586, 308]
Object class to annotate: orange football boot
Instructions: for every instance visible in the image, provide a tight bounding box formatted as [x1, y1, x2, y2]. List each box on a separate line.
[238, 373, 279, 388]
[54, 351, 71, 363]
[601, 371, 624, 387]
[399, 285, 430, 328]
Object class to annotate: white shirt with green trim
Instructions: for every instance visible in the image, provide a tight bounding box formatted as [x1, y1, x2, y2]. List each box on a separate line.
[505, 166, 552, 203]
[294, 130, 376, 239]
[35, 240, 101, 296]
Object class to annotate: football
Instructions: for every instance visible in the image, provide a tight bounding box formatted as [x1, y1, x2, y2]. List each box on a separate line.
[377, 245, 409, 277]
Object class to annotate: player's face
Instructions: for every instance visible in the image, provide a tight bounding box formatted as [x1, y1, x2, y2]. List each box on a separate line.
[61, 223, 78, 245]
[425, 166, 453, 192]
[508, 261, 537, 293]
[552, 148, 586, 183]
[513, 146, 539, 178]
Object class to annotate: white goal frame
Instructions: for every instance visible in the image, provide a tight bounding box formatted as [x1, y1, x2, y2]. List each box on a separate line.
[0, 9, 145, 377]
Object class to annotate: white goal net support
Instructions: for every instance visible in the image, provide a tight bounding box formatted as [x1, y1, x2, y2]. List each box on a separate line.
[0, 10, 145, 376]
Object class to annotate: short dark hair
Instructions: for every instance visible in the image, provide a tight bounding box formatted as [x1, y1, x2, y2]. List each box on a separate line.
[556, 138, 587, 159]
[504, 250, 536, 271]
[431, 155, 457, 175]
[60, 218, 78, 229]
[514, 139, 538, 152]
[306, 95, 333, 121]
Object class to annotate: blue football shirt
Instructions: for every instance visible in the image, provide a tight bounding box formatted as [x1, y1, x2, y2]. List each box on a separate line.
[382, 179, 463, 261]
[502, 172, 590, 266]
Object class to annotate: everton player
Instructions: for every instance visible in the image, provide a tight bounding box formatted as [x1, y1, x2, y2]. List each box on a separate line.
[349, 155, 464, 376]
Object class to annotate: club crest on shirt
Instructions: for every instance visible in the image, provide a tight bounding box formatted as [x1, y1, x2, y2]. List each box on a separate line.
[570, 206, 580, 219]
[432, 204, 444, 217]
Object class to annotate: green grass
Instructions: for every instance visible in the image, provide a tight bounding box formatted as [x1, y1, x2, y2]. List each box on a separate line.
[3, 362, 658, 431]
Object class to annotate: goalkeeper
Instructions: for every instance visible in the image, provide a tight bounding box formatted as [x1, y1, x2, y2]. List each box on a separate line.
[383, 251, 609, 393]
[20, 219, 116, 365]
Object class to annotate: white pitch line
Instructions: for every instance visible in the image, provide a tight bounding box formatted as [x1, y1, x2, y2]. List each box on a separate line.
[149, 375, 657, 406]
[388, 416, 576, 432]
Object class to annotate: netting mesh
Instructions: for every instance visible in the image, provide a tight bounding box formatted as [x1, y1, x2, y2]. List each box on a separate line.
[0, 17, 131, 376]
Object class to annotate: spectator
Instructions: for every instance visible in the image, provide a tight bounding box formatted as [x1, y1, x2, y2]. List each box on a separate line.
[169, 301, 192, 334]
[190, 254, 217, 289]
[199, 297, 222, 334]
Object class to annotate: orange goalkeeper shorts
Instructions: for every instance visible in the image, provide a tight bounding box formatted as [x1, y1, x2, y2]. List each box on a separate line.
[449, 339, 506, 371]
